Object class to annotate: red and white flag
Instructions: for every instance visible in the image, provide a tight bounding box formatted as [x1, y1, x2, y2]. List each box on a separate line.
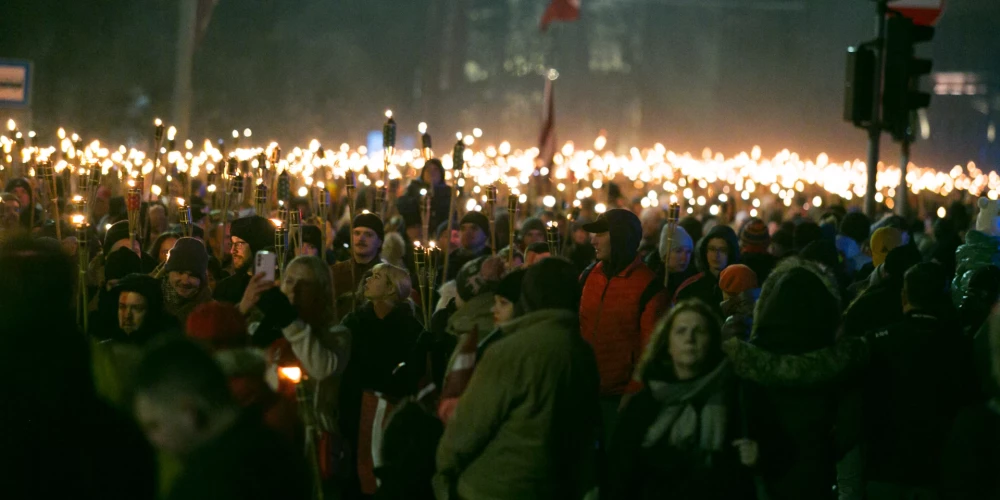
[540, 0, 581, 32]
[536, 77, 556, 168]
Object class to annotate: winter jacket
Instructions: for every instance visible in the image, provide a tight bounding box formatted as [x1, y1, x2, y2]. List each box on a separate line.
[862, 311, 978, 488]
[580, 257, 668, 396]
[331, 257, 380, 323]
[673, 272, 724, 317]
[940, 401, 1000, 499]
[951, 229, 1000, 306]
[434, 309, 600, 500]
[606, 361, 756, 500]
[438, 292, 495, 420]
[166, 413, 310, 500]
[279, 319, 351, 433]
[731, 258, 853, 500]
[213, 270, 251, 304]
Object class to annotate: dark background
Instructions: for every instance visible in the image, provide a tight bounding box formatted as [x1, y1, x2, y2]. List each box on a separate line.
[2, 0, 998, 170]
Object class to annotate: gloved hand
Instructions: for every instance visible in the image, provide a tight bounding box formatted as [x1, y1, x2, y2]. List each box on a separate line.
[257, 287, 298, 329]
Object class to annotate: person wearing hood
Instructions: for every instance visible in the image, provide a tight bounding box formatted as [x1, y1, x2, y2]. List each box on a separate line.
[673, 225, 741, 318]
[162, 237, 213, 325]
[435, 258, 601, 500]
[91, 247, 145, 340]
[337, 262, 426, 497]
[647, 223, 696, 301]
[5, 177, 42, 229]
[436, 256, 505, 423]
[607, 299, 757, 500]
[724, 258, 857, 499]
[102, 220, 158, 272]
[718, 264, 759, 342]
[520, 216, 547, 248]
[441, 210, 492, 282]
[562, 217, 598, 274]
[579, 209, 669, 437]
[111, 273, 180, 345]
[739, 217, 776, 284]
[331, 212, 385, 323]
[214, 215, 276, 305]
[861, 262, 978, 498]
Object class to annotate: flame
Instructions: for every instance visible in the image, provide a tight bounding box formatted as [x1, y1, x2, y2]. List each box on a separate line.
[278, 366, 302, 384]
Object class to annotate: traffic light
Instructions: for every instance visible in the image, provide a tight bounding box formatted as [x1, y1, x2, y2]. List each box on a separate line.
[881, 15, 934, 141]
[844, 43, 877, 127]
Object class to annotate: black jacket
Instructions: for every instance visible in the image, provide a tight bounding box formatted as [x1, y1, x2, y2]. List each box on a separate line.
[214, 271, 252, 305]
[862, 311, 978, 487]
[940, 402, 1000, 499]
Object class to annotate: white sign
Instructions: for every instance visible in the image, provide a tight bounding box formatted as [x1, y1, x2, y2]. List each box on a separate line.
[0, 59, 32, 108]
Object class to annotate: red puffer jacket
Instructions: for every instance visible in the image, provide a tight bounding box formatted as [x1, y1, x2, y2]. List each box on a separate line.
[579, 257, 668, 396]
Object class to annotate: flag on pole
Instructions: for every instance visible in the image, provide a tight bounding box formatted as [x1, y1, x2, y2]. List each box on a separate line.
[536, 76, 556, 168]
[540, 0, 581, 32]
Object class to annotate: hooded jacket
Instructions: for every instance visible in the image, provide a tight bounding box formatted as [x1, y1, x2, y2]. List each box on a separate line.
[107, 273, 180, 345]
[434, 309, 600, 500]
[673, 225, 741, 318]
[580, 210, 668, 396]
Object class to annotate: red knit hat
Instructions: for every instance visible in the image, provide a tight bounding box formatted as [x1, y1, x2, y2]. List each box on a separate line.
[185, 302, 248, 350]
[739, 218, 770, 254]
[718, 264, 759, 295]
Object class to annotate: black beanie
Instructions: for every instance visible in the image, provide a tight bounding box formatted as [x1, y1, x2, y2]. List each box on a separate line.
[230, 216, 276, 254]
[164, 237, 208, 278]
[460, 210, 490, 239]
[113, 273, 164, 317]
[496, 268, 526, 303]
[105, 247, 142, 282]
[520, 217, 546, 235]
[353, 213, 385, 241]
[104, 220, 132, 256]
[301, 225, 322, 251]
[520, 257, 580, 313]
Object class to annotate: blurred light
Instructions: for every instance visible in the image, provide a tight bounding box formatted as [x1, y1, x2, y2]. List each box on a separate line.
[472, 128, 483, 138]
[543, 195, 556, 208]
[937, 206, 946, 218]
[595, 203, 607, 214]
[812, 196, 822, 207]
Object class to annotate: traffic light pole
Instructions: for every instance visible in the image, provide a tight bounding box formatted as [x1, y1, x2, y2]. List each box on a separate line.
[896, 136, 910, 217]
[865, 0, 888, 219]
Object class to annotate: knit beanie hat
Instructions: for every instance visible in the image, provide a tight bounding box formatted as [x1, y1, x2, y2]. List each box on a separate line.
[185, 301, 248, 351]
[455, 255, 504, 302]
[230, 215, 276, 254]
[301, 224, 322, 252]
[740, 218, 770, 254]
[520, 257, 580, 313]
[658, 224, 694, 261]
[353, 212, 385, 241]
[521, 217, 546, 235]
[164, 237, 208, 278]
[495, 268, 527, 303]
[870, 226, 904, 268]
[114, 273, 164, 316]
[460, 210, 490, 239]
[105, 247, 142, 281]
[719, 264, 758, 296]
[103, 220, 132, 256]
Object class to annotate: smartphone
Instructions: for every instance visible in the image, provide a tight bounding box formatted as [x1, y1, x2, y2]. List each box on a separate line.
[255, 250, 277, 282]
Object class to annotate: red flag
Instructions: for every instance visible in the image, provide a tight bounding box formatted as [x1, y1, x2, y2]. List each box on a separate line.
[536, 77, 556, 168]
[540, 0, 581, 32]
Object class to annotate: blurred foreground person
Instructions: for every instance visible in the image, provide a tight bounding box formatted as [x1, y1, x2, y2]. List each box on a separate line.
[435, 258, 600, 500]
[0, 235, 156, 499]
[607, 300, 757, 500]
[133, 338, 309, 500]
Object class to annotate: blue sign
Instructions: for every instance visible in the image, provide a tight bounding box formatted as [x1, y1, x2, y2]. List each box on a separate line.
[0, 59, 32, 108]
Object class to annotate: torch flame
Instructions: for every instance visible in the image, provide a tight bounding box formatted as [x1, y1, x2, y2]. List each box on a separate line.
[278, 366, 302, 384]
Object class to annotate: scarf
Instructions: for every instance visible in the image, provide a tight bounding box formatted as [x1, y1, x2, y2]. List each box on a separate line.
[642, 360, 730, 454]
[161, 277, 211, 324]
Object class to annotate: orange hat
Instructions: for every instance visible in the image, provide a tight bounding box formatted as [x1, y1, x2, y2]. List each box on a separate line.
[719, 264, 758, 295]
[185, 302, 248, 351]
[870, 227, 903, 268]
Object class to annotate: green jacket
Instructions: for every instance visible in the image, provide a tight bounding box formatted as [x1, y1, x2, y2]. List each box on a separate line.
[434, 309, 601, 500]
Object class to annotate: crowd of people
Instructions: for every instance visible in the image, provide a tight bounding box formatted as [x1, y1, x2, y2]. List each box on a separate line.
[3, 161, 1000, 500]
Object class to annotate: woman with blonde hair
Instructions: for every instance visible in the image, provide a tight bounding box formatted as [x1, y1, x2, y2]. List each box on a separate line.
[607, 299, 757, 500]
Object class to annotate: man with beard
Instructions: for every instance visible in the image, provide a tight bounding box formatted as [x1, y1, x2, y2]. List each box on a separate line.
[91, 247, 144, 340]
[162, 237, 212, 325]
[331, 212, 384, 323]
[214, 215, 275, 306]
[112, 273, 179, 345]
[102, 220, 158, 271]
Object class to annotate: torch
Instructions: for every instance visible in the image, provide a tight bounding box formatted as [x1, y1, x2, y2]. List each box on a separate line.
[442, 135, 465, 279]
[422, 189, 432, 249]
[419, 122, 432, 161]
[414, 242, 428, 326]
[486, 185, 498, 256]
[378, 110, 396, 219]
[72, 211, 89, 336]
[148, 119, 165, 201]
[42, 162, 61, 241]
[426, 242, 438, 325]
[86, 164, 102, 222]
[546, 221, 560, 255]
[127, 184, 142, 252]
[506, 194, 518, 267]
[274, 213, 287, 279]
[284, 367, 325, 500]
[255, 182, 269, 218]
[663, 203, 681, 288]
[180, 203, 193, 238]
[316, 184, 329, 257]
[289, 208, 302, 257]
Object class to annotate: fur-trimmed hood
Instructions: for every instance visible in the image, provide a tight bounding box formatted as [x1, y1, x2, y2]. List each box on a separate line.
[723, 336, 868, 387]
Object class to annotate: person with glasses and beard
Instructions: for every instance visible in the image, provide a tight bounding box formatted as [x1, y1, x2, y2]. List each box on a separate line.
[214, 215, 276, 306]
